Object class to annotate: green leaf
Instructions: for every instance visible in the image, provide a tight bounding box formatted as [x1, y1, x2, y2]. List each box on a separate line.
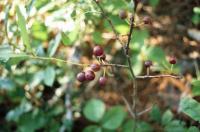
[31, 21, 48, 41]
[149, 0, 160, 7]
[147, 46, 166, 64]
[0, 45, 13, 62]
[29, 71, 44, 88]
[132, 55, 143, 75]
[192, 80, 200, 96]
[83, 99, 105, 122]
[16, 6, 31, 52]
[187, 126, 199, 132]
[44, 66, 56, 87]
[61, 29, 78, 46]
[0, 78, 15, 90]
[162, 110, 173, 125]
[83, 125, 102, 132]
[131, 29, 149, 50]
[18, 110, 47, 132]
[101, 106, 126, 130]
[0, 45, 28, 63]
[137, 121, 153, 132]
[164, 120, 186, 132]
[6, 99, 32, 121]
[48, 33, 61, 57]
[122, 119, 135, 132]
[179, 97, 200, 122]
[61, 32, 71, 45]
[149, 105, 161, 123]
[92, 31, 103, 44]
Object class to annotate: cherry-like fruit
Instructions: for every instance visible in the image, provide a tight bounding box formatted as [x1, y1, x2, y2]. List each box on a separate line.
[99, 77, 107, 86]
[169, 57, 176, 64]
[119, 10, 127, 19]
[90, 63, 101, 72]
[143, 16, 152, 25]
[76, 72, 86, 82]
[144, 60, 152, 68]
[85, 70, 95, 81]
[93, 46, 104, 57]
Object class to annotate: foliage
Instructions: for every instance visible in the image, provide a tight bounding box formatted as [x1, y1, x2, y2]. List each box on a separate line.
[0, 0, 199, 132]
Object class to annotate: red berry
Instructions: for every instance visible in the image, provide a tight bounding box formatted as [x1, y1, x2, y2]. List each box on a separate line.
[143, 16, 152, 25]
[76, 72, 86, 82]
[90, 63, 101, 72]
[85, 70, 95, 81]
[99, 77, 107, 86]
[93, 46, 104, 57]
[119, 10, 127, 19]
[169, 57, 176, 64]
[144, 60, 152, 67]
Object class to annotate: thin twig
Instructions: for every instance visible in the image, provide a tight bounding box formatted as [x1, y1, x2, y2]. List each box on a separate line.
[27, 55, 128, 68]
[121, 95, 135, 119]
[92, 1, 138, 131]
[136, 75, 183, 79]
[137, 106, 153, 116]
[92, 0, 124, 46]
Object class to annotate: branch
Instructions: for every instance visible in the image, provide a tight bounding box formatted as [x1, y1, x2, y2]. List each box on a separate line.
[92, 0, 124, 46]
[28, 55, 128, 68]
[136, 74, 183, 79]
[92, 1, 138, 131]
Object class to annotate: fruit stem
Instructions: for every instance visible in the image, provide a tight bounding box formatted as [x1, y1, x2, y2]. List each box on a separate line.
[147, 67, 150, 76]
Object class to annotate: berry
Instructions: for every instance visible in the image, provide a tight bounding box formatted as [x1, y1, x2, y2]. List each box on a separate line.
[90, 63, 101, 72]
[76, 72, 86, 82]
[85, 70, 95, 81]
[99, 77, 107, 86]
[144, 60, 152, 68]
[96, 0, 100, 2]
[100, 54, 106, 60]
[119, 10, 127, 19]
[169, 57, 176, 64]
[143, 16, 152, 25]
[93, 46, 104, 56]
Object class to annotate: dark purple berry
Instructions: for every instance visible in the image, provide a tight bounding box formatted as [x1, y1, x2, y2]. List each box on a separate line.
[85, 70, 95, 81]
[76, 72, 86, 82]
[90, 63, 101, 72]
[169, 57, 176, 64]
[119, 10, 127, 19]
[143, 16, 152, 25]
[93, 46, 104, 57]
[99, 77, 107, 86]
[144, 60, 152, 68]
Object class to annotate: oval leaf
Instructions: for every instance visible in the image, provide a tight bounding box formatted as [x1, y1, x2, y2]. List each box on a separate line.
[83, 125, 102, 132]
[83, 99, 105, 122]
[100, 106, 126, 130]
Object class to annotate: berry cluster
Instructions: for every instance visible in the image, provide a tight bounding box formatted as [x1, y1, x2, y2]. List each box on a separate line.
[76, 46, 107, 86]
